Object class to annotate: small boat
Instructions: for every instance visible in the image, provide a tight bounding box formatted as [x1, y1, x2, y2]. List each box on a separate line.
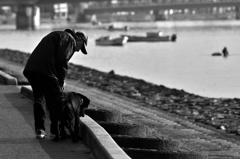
[107, 24, 130, 31]
[212, 47, 229, 57]
[95, 36, 129, 46]
[121, 31, 177, 42]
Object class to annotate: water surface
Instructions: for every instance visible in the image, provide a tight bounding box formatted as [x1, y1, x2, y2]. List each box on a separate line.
[1, 22, 240, 98]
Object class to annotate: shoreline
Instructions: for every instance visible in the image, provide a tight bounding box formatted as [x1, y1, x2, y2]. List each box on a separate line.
[1, 20, 240, 31]
[1, 48, 240, 136]
[41, 20, 240, 31]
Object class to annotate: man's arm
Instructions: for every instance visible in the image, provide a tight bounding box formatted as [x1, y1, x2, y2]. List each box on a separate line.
[55, 34, 75, 88]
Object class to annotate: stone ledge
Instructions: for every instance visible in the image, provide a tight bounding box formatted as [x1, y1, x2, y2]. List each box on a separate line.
[80, 116, 131, 159]
[0, 70, 17, 85]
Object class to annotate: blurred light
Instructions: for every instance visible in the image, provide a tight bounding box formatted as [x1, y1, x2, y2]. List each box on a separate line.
[1, 6, 10, 11]
[111, 0, 118, 4]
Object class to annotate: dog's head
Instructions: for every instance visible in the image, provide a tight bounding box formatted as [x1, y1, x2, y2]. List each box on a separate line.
[62, 92, 90, 121]
[76, 93, 90, 117]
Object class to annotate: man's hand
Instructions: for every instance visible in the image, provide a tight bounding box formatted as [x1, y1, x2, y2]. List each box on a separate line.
[61, 82, 66, 92]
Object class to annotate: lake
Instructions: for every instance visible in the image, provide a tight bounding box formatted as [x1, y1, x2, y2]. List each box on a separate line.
[1, 21, 240, 98]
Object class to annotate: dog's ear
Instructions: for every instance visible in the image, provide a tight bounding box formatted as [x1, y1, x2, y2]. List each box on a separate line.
[76, 93, 90, 107]
[82, 96, 90, 108]
[74, 93, 90, 117]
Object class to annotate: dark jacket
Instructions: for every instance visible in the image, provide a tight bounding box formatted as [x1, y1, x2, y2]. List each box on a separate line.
[23, 31, 76, 87]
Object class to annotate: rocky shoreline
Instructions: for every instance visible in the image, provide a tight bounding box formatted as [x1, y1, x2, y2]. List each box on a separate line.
[1, 48, 240, 136]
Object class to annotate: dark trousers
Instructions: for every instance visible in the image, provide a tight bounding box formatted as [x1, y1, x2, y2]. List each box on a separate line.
[24, 71, 62, 133]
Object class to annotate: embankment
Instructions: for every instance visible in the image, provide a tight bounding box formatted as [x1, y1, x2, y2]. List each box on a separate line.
[0, 48, 240, 136]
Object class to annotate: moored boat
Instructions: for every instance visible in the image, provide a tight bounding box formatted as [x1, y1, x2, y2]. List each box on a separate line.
[121, 31, 177, 42]
[107, 24, 130, 31]
[95, 36, 129, 46]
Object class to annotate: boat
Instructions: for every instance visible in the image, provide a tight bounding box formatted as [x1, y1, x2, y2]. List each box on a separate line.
[121, 31, 177, 42]
[95, 36, 129, 46]
[107, 24, 130, 31]
[212, 47, 229, 57]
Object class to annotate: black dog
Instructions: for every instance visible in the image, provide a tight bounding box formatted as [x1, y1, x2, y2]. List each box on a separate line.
[51, 92, 90, 142]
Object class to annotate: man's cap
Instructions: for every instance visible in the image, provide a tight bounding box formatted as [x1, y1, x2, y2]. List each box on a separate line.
[76, 32, 88, 55]
[64, 28, 76, 38]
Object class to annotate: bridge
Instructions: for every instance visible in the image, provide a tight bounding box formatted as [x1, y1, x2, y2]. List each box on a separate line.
[1, 0, 240, 13]
[0, 0, 108, 5]
[1, 0, 240, 30]
[84, 1, 240, 14]
[1, 0, 240, 10]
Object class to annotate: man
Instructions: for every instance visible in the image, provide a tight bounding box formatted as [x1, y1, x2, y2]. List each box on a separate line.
[23, 28, 88, 139]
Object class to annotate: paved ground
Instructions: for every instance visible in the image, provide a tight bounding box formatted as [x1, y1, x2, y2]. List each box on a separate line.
[0, 85, 96, 159]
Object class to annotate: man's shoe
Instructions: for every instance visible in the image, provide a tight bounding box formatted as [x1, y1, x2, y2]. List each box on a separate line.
[36, 129, 46, 139]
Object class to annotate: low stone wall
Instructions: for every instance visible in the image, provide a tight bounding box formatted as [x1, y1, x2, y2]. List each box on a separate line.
[0, 70, 17, 85]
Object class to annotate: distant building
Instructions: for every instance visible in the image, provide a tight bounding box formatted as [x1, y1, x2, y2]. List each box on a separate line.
[53, 3, 68, 19]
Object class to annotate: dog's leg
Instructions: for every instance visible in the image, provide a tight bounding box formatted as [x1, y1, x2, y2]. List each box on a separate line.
[74, 115, 81, 141]
[66, 118, 78, 143]
[53, 122, 60, 141]
[70, 129, 78, 143]
[59, 121, 67, 140]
